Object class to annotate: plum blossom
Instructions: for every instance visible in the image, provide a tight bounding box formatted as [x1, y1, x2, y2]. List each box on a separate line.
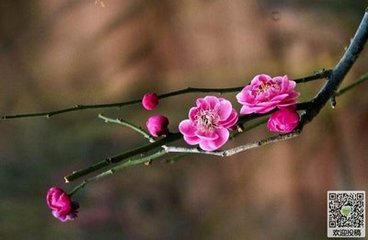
[46, 187, 79, 222]
[179, 96, 238, 151]
[146, 115, 169, 137]
[267, 108, 299, 133]
[236, 74, 300, 114]
[142, 93, 159, 110]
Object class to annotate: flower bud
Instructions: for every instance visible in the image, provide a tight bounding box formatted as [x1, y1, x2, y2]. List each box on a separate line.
[146, 115, 169, 137]
[267, 108, 299, 133]
[46, 187, 79, 222]
[142, 93, 159, 110]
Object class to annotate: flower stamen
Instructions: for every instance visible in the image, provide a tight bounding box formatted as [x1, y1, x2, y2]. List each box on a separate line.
[196, 110, 219, 131]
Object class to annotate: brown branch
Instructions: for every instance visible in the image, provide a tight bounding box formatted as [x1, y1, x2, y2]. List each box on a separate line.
[64, 8, 368, 183]
[2, 71, 330, 120]
[163, 130, 300, 157]
[299, 8, 368, 127]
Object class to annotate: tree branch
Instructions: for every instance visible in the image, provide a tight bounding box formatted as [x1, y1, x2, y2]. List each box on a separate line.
[163, 130, 300, 157]
[335, 72, 368, 96]
[63, 111, 298, 183]
[98, 113, 153, 142]
[1, 70, 330, 120]
[300, 9, 368, 127]
[64, 132, 182, 183]
[63, 67, 365, 183]
[69, 130, 300, 195]
[68, 150, 166, 196]
[66, 69, 367, 193]
[62, 9, 368, 186]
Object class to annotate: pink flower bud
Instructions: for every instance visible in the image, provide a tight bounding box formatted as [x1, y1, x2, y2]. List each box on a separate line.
[142, 93, 159, 110]
[267, 108, 299, 133]
[146, 115, 169, 137]
[46, 187, 79, 222]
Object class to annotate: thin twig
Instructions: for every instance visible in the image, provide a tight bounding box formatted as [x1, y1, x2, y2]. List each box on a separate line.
[163, 153, 188, 164]
[335, 72, 368, 96]
[64, 132, 182, 183]
[69, 130, 300, 195]
[68, 150, 166, 196]
[98, 113, 153, 141]
[63, 113, 288, 183]
[1, 71, 330, 120]
[69, 130, 299, 196]
[293, 69, 332, 83]
[163, 130, 300, 157]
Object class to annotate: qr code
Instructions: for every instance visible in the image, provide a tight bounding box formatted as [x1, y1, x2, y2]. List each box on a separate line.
[327, 191, 366, 238]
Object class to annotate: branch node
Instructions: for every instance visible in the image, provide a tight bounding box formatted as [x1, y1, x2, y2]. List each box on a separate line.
[144, 160, 152, 166]
[106, 157, 112, 164]
[330, 96, 337, 109]
[236, 125, 243, 132]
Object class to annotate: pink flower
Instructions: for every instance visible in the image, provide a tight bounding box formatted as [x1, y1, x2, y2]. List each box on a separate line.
[46, 187, 79, 222]
[142, 93, 159, 110]
[179, 96, 238, 151]
[146, 115, 169, 137]
[236, 74, 300, 114]
[267, 108, 299, 133]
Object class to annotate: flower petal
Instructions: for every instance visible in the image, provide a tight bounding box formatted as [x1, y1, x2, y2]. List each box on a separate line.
[188, 107, 199, 121]
[240, 104, 277, 114]
[220, 109, 238, 128]
[183, 135, 201, 145]
[240, 105, 256, 114]
[196, 98, 208, 109]
[196, 129, 219, 140]
[203, 96, 220, 109]
[216, 99, 232, 120]
[179, 119, 196, 137]
[252, 74, 272, 84]
[198, 140, 215, 151]
[199, 128, 229, 151]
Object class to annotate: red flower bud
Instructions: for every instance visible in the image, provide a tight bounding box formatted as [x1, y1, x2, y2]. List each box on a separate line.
[146, 115, 169, 137]
[142, 93, 159, 110]
[267, 108, 299, 133]
[46, 187, 79, 222]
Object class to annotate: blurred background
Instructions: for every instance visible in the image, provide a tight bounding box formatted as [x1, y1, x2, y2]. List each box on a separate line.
[0, 0, 367, 239]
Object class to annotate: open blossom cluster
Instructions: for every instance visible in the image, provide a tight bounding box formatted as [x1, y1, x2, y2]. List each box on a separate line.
[141, 74, 300, 151]
[47, 74, 301, 222]
[179, 74, 300, 151]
